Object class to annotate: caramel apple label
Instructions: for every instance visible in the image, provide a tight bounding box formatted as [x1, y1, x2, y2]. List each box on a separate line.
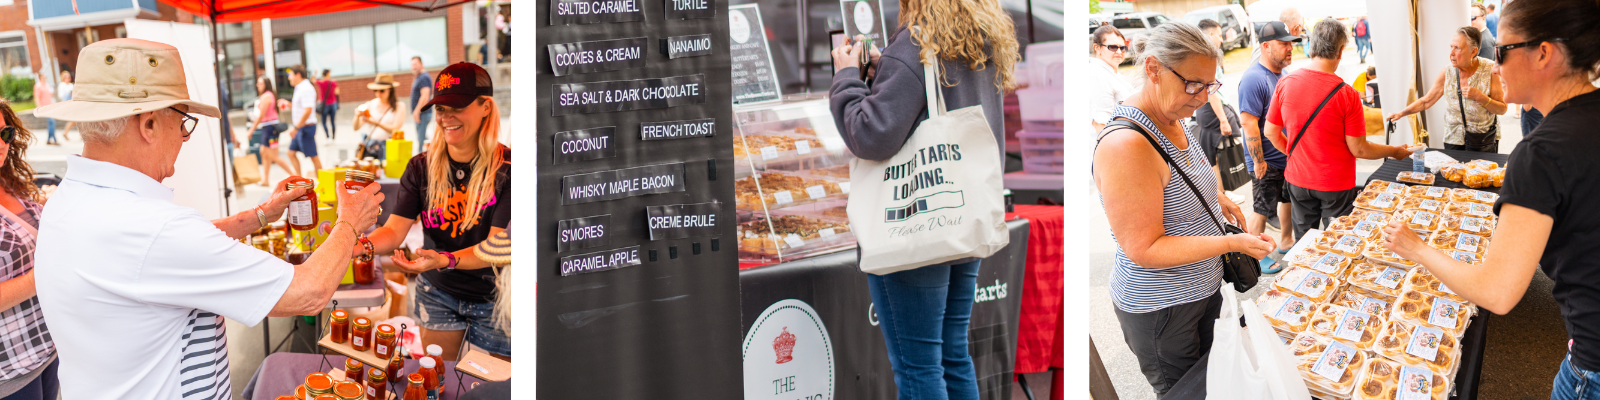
[558, 246, 643, 276]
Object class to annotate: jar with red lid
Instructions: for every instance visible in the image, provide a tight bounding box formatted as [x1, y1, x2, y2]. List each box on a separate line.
[328, 310, 350, 344]
[332, 381, 363, 400]
[351, 317, 373, 351]
[304, 372, 335, 396]
[366, 368, 388, 400]
[343, 358, 363, 382]
[403, 374, 427, 400]
[374, 324, 397, 359]
[285, 178, 319, 231]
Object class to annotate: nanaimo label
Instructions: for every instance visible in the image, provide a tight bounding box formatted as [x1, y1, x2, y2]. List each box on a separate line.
[551, 126, 617, 164]
[547, 37, 649, 76]
[553, 74, 707, 116]
[645, 202, 722, 240]
[549, 0, 643, 25]
[664, 0, 715, 20]
[640, 118, 716, 140]
[557, 214, 611, 253]
[562, 162, 687, 204]
[661, 34, 715, 59]
[559, 246, 643, 276]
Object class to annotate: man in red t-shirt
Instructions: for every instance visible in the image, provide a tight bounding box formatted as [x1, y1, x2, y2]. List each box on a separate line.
[1264, 18, 1412, 240]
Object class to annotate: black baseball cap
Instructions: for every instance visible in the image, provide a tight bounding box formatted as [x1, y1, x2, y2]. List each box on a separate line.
[1257, 21, 1302, 44]
[423, 62, 494, 111]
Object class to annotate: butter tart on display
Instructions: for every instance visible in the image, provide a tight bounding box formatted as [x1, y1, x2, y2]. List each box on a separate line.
[1307, 304, 1384, 349]
[1427, 230, 1490, 257]
[1437, 213, 1496, 235]
[1405, 185, 1451, 201]
[1346, 260, 1407, 299]
[1363, 241, 1420, 269]
[1396, 171, 1436, 185]
[1260, 289, 1317, 334]
[1354, 190, 1403, 213]
[1353, 355, 1452, 400]
[1438, 162, 1468, 182]
[1389, 288, 1473, 337]
[1398, 196, 1447, 214]
[1349, 209, 1395, 225]
[1465, 159, 1499, 170]
[1394, 208, 1441, 232]
[1273, 266, 1345, 304]
[1315, 232, 1371, 258]
[1463, 168, 1494, 189]
[1289, 332, 1369, 397]
[1402, 268, 1471, 305]
[1450, 188, 1498, 205]
[1373, 319, 1462, 374]
[1286, 249, 1354, 278]
[1444, 201, 1498, 222]
[1334, 287, 1395, 316]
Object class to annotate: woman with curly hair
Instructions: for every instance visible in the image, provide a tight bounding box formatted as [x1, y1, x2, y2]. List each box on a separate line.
[0, 100, 57, 400]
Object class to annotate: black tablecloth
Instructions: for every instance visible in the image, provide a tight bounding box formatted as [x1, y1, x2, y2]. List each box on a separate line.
[242, 352, 489, 400]
[1161, 312, 1489, 400]
[1369, 149, 1510, 192]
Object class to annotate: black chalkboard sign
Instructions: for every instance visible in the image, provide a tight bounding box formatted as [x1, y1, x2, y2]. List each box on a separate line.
[727, 3, 782, 105]
[538, 0, 742, 395]
[839, 0, 888, 47]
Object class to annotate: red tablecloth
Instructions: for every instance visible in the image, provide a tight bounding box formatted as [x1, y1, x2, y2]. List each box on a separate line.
[1007, 205, 1065, 374]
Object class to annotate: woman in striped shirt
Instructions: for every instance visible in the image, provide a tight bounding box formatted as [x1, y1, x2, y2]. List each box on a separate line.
[1092, 22, 1276, 396]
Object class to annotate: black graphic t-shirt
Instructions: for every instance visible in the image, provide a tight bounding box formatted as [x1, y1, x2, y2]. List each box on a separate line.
[395, 146, 511, 303]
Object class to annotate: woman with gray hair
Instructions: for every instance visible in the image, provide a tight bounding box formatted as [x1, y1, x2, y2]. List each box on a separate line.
[1092, 21, 1275, 396]
[1387, 25, 1507, 152]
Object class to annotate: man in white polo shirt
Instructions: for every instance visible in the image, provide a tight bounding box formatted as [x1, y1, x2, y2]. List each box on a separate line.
[30, 39, 385, 400]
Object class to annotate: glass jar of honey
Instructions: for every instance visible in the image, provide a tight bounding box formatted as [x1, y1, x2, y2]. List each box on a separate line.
[304, 372, 335, 396]
[374, 324, 397, 359]
[332, 381, 363, 400]
[343, 358, 363, 382]
[286, 178, 319, 231]
[328, 310, 350, 344]
[365, 368, 388, 400]
[351, 317, 373, 351]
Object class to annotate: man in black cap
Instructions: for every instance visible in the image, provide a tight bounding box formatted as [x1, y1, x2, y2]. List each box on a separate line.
[1238, 20, 1301, 273]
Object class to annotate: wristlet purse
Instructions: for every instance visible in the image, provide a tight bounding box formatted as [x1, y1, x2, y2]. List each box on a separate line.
[1106, 120, 1259, 292]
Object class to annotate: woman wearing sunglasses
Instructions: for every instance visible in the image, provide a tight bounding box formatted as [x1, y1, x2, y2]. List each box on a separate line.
[1381, 1, 1600, 397]
[353, 73, 408, 160]
[1091, 22, 1275, 396]
[1090, 25, 1134, 132]
[1386, 25, 1508, 152]
[0, 100, 57, 400]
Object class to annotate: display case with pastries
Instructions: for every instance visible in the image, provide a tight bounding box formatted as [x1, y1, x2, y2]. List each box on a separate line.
[1437, 212, 1496, 235]
[1354, 190, 1403, 213]
[1353, 355, 1452, 400]
[1449, 188, 1498, 205]
[1307, 303, 1385, 349]
[1390, 288, 1474, 337]
[1288, 332, 1369, 398]
[1427, 229, 1490, 257]
[1273, 266, 1345, 304]
[1316, 232, 1371, 258]
[1401, 268, 1471, 305]
[1260, 289, 1318, 337]
[733, 97, 861, 264]
[1396, 171, 1437, 185]
[1286, 248, 1354, 277]
[1398, 196, 1446, 214]
[1444, 201, 1497, 222]
[1346, 260, 1408, 299]
[1363, 237, 1421, 269]
[1334, 287, 1394, 316]
[1373, 319, 1462, 375]
[1393, 208, 1441, 232]
[1405, 185, 1451, 201]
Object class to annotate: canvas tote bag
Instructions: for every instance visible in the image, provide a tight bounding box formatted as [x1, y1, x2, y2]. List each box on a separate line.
[847, 51, 1009, 275]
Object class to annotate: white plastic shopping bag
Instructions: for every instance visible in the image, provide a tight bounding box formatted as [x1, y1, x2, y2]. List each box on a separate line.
[1207, 287, 1312, 400]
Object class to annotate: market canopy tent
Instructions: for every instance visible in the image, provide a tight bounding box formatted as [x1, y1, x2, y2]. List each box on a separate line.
[160, 0, 475, 22]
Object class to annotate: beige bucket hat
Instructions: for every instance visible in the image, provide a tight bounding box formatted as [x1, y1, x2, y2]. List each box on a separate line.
[34, 38, 221, 122]
[367, 73, 396, 90]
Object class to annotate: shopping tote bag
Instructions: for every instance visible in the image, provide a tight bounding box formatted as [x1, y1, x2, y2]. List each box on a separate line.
[847, 54, 1009, 275]
[1207, 287, 1312, 400]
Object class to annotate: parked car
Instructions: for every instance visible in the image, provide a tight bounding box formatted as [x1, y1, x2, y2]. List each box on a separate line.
[1111, 12, 1170, 63]
[1184, 4, 1252, 51]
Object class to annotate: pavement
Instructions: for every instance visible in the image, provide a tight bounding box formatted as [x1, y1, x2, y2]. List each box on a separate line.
[1092, 45, 1567, 400]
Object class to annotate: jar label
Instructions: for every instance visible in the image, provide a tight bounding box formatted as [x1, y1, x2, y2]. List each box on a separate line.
[288, 200, 314, 226]
[378, 344, 388, 355]
[354, 337, 365, 347]
[368, 387, 377, 397]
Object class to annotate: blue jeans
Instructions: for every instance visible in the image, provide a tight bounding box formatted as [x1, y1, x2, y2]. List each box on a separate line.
[317, 103, 337, 139]
[1524, 106, 1546, 136]
[415, 109, 432, 152]
[0, 358, 59, 400]
[44, 119, 54, 143]
[867, 259, 982, 400]
[1553, 353, 1600, 400]
[411, 274, 511, 356]
[1356, 37, 1372, 61]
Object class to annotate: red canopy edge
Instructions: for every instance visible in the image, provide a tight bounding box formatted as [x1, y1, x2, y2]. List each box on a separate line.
[162, 0, 478, 23]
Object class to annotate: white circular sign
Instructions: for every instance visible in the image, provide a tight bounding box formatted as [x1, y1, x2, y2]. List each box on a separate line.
[853, 1, 875, 35]
[744, 299, 834, 400]
[730, 10, 753, 45]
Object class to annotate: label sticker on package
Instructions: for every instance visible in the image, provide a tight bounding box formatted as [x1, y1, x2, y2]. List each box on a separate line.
[1428, 298, 1461, 328]
[1411, 211, 1436, 228]
[773, 191, 794, 204]
[1295, 271, 1332, 297]
[760, 146, 779, 160]
[806, 185, 827, 200]
[1407, 326, 1446, 361]
[1334, 235, 1362, 253]
[1373, 193, 1397, 209]
[1399, 366, 1434, 400]
[1439, 283, 1457, 295]
[1386, 185, 1407, 195]
[1476, 191, 1499, 203]
[1312, 341, 1359, 381]
[1450, 250, 1478, 264]
[1455, 234, 1483, 252]
[1334, 309, 1372, 341]
[1461, 217, 1487, 233]
[819, 228, 836, 237]
[1420, 199, 1441, 211]
[1353, 221, 1380, 238]
[795, 140, 812, 154]
[783, 234, 805, 248]
[1273, 295, 1314, 323]
[1360, 297, 1388, 315]
[1426, 187, 1448, 198]
[839, 182, 851, 194]
[1376, 267, 1406, 289]
[1466, 203, 1492, 217]
[1311, 254, 1346, 274]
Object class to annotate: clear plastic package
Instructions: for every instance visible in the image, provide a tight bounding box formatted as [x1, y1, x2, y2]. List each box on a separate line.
[1350, 209, 1395, 225]
[1396, 171, 1436, 185]
[1353, 355, 1453, 400]
[1259, 289, 1317, 333]
[1286, 249, 1355, 277]
[1445, 201, 1497, 222]
[1438, 213, 1496, 235]
[1428, 230, 1490, 257]
[1317, 232, 1372, 258]
[1450, 188, 1498, 205]
[1438, 163, 1468, 182]
[1492, 168, 1505, 187]
[1307, 304, 1384, 349]
[1372, 319, 1463, 374]
[1347, 260, 1408, 299]
[1334, 287, 1395, 315]
[1465, 159, 1499, 170]
[1402, 268, 1471, 305]
[1274, 266, 1345, 304]
[1289, 332, 1369, 398]
[1390, 289, 1474, 337]
[1393, 208, 1441, 232]
[1354, 191, 1402, 213]
[1363, 240, 1420, 269]
[1399, 197, 1446, 214]
[1464, 168, 1494, 189]
[1328, 216, 1385, 241]
[1405, 185, 1451, 201]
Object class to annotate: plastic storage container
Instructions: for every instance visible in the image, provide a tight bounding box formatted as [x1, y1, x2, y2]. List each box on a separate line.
[1017, 130, 1064, 174]
[1016, 88, 1064, 132]
[1025, 41, 1064, 90]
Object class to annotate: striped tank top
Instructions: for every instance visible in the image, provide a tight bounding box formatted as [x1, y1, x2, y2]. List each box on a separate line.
[1100, 105, 1226, 313]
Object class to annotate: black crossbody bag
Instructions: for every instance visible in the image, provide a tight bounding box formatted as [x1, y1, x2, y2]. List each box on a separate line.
[1106, 120, 1260, 292]
[1456, 69, 1500, 152]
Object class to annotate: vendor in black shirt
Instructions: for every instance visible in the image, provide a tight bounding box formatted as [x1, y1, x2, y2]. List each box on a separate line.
[1381, 1, 1600, 397]
[359, 62, 511, 361]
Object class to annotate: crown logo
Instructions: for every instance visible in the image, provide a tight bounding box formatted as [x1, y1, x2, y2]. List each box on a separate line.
[438, 74, 460, 91]
[773, 327, 796, 364]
